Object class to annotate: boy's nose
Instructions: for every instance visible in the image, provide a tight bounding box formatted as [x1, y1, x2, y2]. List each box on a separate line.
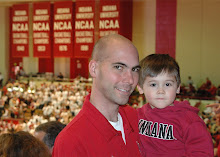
[157, 87, 165, 94]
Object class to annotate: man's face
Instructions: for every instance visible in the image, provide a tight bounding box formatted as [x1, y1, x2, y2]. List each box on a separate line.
[138, 72, 180, 109]
[94, 41, 140, 106]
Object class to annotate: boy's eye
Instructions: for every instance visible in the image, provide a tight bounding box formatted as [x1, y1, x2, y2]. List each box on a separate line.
[166, 83, 172, 86]
[150, 83, 156, 87]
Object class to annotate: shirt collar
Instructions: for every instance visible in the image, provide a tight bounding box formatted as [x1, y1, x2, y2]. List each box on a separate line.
[82, 94, 134, 142]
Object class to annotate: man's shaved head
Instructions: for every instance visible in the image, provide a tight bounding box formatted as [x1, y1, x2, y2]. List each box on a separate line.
[91, 34, 136, 62]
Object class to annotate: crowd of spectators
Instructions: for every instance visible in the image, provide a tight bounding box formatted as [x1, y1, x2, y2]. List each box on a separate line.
[199, 103, 220, 157]
[0, 76, 91, 134]
[179, 76, 220, 100]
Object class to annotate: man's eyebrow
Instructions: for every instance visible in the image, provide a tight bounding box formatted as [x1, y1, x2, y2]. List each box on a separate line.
[133, 65, 141, 69]
[113, 62, 141, 69]
[113, 62, 127, 67]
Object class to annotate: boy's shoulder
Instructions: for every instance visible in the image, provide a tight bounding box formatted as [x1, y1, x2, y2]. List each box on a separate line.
[137, 103, 150, 115]
[174, 100, 199, 115]
[137, 101, 202, 122]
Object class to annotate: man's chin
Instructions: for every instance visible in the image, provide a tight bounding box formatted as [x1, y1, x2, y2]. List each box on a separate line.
[118, 103, 127, 106]
[116, 98, 129, 106]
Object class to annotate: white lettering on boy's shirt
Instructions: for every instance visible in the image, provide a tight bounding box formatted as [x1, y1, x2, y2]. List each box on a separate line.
[138, 119, 176, 140]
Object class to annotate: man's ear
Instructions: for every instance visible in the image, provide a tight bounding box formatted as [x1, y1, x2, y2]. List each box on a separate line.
[176, 85, 180, 94]
[137, 84, 144, 94]
[89, 60, 97, 78]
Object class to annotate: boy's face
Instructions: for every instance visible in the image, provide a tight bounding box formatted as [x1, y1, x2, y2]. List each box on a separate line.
[138, 72, 180, 109]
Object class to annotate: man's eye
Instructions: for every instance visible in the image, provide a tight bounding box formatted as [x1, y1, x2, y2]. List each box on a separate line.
[132, 67, 140, 72]
[115, 65, 122, 70]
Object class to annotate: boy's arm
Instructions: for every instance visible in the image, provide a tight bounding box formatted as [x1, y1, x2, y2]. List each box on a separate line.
[183, 121, 214, 157]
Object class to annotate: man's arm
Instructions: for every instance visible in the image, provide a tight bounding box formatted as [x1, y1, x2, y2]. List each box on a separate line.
[52, 133, 87, 157]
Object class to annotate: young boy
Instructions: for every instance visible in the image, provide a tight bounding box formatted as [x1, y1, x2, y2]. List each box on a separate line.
[137, 54, 214, 157]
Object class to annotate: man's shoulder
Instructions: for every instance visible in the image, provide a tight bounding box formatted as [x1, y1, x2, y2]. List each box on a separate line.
[68, 110, 87, 126]
[53, 115, 88, 156]
[57, 112, 87, 138]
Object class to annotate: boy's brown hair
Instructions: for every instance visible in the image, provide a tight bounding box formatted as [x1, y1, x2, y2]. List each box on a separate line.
[138, 54, 181, 88]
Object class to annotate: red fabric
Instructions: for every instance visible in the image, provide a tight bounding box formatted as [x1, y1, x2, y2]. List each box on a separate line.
[11, 4, 29, 57]
[9, 58, 22, 79]
[215, 135, 220, 157]
[156, 0, 177, 59]
[3, 118, 21, 125]
[53, 1, 74, 57]
[218, 142, 220, 157]
[119, 0, 132, 41]
[137, 100, 214, 156]
[98, 0, 133, 40]
[207, 86, 217, 95]
[99, 0, 120, 38]
[70, 58, 88, 79]
[74, 0, 95, 58]
[53, 94, 142, 157]
[33, 2, 52, 58]
[38, 58, 54, 73]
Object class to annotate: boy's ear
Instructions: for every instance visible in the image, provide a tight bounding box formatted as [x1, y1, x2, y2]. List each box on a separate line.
[137, 84, 144, 94]
[176, 85, 180, 94]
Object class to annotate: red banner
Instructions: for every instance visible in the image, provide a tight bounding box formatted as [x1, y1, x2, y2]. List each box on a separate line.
[156, 0, 177, 58]
[39, 58, 54, 73]
[74, 0, 95, 58]
[11, 4, 29, 57]
[33, 2, 52, 58]
[70, 58, 88, 79]
[119, 0, 132, 40]
[53, 1, 74, 57]
[99, 0, 120, 38]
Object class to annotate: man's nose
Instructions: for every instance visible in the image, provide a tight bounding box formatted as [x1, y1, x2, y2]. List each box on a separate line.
[123, 70, 134, 85]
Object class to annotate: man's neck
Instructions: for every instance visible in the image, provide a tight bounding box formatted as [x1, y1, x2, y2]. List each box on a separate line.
[90, 92, 119, 122]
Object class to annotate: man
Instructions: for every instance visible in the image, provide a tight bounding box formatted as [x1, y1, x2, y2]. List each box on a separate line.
[53, 34, 142, 157]
[34, 121, 66, 154]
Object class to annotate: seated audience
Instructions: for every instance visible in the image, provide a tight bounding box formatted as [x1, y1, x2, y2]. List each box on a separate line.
[216, 85, 220, 96]
[197, 77, 216, 97]
[187, 76, 194, 86]
[207, 103, 220, 114]
[206, 103, 220, 157]
[57, 72, 64, 81]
